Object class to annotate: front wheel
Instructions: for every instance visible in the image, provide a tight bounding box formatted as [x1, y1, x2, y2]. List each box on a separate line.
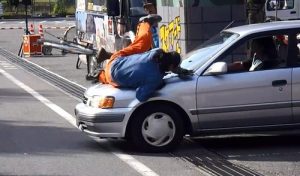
[42, 45, 52, 55]
[128, 105, 184, 152]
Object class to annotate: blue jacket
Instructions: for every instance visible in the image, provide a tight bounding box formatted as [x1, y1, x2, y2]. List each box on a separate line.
[110, 48, 164, 101]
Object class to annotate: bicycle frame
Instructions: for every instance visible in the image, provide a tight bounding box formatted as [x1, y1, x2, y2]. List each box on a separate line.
[39, 39, 96, 55]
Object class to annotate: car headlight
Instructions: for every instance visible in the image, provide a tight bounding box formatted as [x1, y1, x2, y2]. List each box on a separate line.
[90, 96, 115, 109]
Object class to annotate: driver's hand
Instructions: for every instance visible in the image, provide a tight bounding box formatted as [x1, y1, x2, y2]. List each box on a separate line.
[174, 67, 193, 76]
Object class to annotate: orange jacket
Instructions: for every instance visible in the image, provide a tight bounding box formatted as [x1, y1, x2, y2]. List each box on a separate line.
[99, 22, 153, 85]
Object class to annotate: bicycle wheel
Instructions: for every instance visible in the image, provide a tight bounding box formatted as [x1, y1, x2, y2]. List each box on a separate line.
[62, 26, 77, 55]
[63, 26, 77, 42]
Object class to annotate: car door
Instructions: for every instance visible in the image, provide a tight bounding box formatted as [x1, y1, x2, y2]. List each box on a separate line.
[291, 32, 300, 122]
[196, 34, 293, 130]
[293, 67, 300, 121]
[196, 69, 292, 129]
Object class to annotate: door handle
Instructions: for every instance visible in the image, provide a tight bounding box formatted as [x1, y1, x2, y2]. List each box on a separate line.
[291, 11, 296, 14]
[272, 80, 287, 87]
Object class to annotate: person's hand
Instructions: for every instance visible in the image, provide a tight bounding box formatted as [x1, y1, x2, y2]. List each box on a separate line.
[174, 67, 193, 76]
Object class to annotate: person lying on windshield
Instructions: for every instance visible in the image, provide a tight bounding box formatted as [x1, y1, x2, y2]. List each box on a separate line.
[98, 48, 187, 101]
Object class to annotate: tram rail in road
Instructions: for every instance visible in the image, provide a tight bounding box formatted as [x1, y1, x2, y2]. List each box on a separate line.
[0, 48, 86, 99]
[0, 48, 262, 176]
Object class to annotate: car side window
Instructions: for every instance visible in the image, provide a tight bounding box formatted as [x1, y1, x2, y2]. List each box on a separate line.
[222, 43, 248, 65]
[219, 34, 289, 74]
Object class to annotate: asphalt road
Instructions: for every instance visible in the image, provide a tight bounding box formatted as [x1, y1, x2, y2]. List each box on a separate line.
[1, 18, 300, 176]
[0, 18, 201, 176]
[0, 59, 134, 176]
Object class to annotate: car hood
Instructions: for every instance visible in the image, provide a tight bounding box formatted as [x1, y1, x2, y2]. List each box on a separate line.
[84, 74, 195, 108]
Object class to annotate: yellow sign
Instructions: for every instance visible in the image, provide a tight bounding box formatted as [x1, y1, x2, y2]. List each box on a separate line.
[159, 16, 181, 53]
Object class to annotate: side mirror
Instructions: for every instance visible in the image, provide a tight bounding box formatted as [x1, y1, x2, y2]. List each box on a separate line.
[106, 0, 120, 16]
[203, 62, 227, 76]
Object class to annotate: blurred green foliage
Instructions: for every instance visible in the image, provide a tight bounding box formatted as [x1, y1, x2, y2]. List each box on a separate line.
[53, 0, 67, 16]
[0, 0, 75, 17]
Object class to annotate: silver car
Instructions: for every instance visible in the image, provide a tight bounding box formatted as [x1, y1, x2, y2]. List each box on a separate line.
[75, 21, 300, 152]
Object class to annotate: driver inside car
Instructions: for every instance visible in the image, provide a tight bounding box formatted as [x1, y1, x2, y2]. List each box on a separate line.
[228, 37, 278, 72]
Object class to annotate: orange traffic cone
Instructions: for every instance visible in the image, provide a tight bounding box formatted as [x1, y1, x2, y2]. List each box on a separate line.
[29, 23, 35, 35]
[38, 24, 44, 39]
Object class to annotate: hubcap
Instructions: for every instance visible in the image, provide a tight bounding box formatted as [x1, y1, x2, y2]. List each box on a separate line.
[141, 112, 176, 147]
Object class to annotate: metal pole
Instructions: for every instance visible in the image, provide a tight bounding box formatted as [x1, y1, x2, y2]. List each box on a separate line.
[25, 4, 29, 34]
[49, 0, 51, 16]
[275, 0, 278, 21]
[34, 0, 35, 16]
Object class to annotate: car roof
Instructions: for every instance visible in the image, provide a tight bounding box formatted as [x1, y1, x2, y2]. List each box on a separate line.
[224, 20, 300, 36]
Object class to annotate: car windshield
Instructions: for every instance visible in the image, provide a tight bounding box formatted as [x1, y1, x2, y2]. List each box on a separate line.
[181, 32, 239, 71]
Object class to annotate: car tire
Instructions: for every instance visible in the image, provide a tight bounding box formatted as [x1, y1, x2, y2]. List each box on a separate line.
[129, 105, 184, 152]
[42, 45, 52, 55]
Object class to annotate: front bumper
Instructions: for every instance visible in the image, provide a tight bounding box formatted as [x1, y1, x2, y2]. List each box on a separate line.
[74, 103, 133, 138]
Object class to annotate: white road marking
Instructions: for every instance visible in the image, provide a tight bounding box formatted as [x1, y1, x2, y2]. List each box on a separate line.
[3, 66, 17, 69]
[0, 68, 77, 127]
[40, 21, 47, 24]
[0, 61, 17, 69]
[113, 151, 159, 176]
[0, 62, 10, 65]
[5, 68, 17, 70]
[0, 68, 160, 176]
